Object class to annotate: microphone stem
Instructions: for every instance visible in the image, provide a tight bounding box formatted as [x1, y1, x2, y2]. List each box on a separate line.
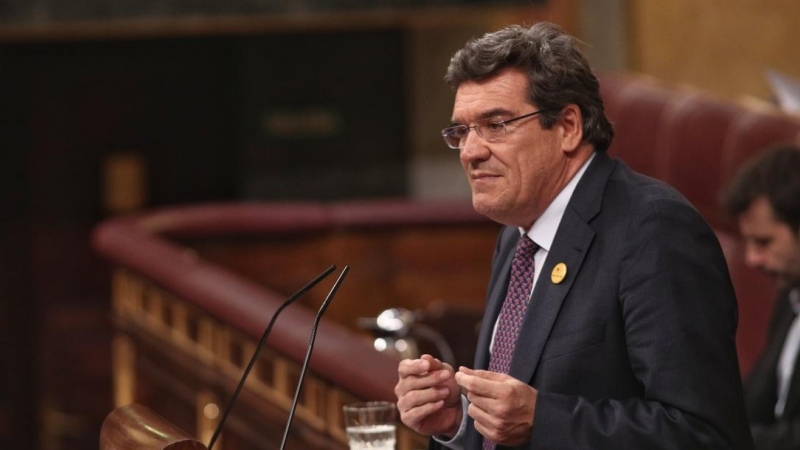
[207, 264, 336, 450]
[279, 266, 349, 450]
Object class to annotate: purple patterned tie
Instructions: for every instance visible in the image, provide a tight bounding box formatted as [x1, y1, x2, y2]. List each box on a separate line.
[483, 235, 538, 450]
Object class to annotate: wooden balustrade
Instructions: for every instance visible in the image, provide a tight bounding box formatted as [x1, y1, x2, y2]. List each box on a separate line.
[93, 200, 500, 450]
[112, 270, 411, 448]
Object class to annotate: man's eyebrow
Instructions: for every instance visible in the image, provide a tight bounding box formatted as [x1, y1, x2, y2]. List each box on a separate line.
[450, 107, 514, 126]
[478, 108, 514, 120]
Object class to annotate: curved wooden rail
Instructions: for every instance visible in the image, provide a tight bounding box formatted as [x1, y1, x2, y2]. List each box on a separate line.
[91, 199, 494, 449]
[92, 200, 489, 402]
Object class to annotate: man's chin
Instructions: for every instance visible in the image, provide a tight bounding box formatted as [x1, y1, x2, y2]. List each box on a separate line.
[472, 199, 525, 227]
[472, 198, 502, 221]
[471, 200, 493, 218]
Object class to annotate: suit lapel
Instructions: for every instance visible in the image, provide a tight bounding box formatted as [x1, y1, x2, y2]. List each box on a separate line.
[508, 152, 615, 382]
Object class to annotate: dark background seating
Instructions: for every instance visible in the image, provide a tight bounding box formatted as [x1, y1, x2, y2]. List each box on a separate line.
[599, 72, 800, 374]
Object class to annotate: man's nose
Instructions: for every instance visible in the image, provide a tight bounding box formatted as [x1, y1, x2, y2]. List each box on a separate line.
[459, 131, 490, 163]
[744, 244, 765, 270]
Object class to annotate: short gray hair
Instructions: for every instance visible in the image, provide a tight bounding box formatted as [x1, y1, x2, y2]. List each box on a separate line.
[445, 22, 614, 152]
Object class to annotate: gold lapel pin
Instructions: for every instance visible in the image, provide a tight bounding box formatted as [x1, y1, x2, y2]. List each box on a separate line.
[551, 262, 567, 284]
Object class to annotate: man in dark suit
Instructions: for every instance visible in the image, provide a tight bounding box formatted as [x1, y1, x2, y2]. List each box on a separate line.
[722, 145, 800, 450]
[394, 22, 754, 449]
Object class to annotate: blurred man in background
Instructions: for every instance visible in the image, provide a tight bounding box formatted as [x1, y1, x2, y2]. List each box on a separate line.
[723, 144, 800, 450]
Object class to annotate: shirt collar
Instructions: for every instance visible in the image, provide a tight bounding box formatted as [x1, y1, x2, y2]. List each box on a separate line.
[520, 152, 596, 250]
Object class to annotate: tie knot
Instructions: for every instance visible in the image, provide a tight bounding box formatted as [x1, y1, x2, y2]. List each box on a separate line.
[517, 234, 539, 257]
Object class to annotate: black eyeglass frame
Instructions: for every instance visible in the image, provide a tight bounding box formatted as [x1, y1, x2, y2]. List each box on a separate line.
[441, 109, 548, 149]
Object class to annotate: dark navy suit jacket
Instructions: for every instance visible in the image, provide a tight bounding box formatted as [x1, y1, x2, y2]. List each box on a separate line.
[434, 151, 754, 450]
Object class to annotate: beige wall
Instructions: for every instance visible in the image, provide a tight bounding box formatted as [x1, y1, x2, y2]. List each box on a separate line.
[629, 0, 800, 100]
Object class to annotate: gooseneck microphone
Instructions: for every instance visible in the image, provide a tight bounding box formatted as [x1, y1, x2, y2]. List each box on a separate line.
[279, 266, 349, 450]
[207, 264, 336, 450]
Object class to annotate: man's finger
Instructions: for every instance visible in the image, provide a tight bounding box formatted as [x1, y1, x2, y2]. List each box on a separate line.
[459, 366, 511, 381]
[455, 370, 507, 398]
[421, 354, 446, 371]
[466, 395, 494, 421]
[468, 402, 501, 440]
[398, 358, 432, 377]
[398, 386, 450, 411]
[401, 399, 445, 427]
[396, 373, 450, 398]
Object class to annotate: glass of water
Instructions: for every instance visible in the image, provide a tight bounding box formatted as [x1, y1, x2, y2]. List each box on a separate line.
[343, 401, 397, 450]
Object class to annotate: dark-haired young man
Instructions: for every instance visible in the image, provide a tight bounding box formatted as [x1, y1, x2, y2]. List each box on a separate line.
[723, 144, 800, 450]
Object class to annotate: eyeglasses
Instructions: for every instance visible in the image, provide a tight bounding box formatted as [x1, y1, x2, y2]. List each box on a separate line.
[441, 110, 547, 150]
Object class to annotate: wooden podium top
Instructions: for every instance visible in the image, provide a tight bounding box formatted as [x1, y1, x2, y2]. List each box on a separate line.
[100, 404, 207, 450]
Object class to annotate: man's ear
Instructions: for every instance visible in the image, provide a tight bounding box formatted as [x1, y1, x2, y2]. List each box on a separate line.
[559, 104, 584, 153]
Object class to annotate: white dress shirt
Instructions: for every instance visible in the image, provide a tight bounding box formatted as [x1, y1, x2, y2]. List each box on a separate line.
[775, 288, 800, 418]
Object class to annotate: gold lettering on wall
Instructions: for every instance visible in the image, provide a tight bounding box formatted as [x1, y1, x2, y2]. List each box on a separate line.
[261, 108, 343, 139]
[103, 152, 147, 214]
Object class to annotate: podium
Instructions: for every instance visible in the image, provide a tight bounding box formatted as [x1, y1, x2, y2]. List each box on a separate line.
[100, 404, 206, 450]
